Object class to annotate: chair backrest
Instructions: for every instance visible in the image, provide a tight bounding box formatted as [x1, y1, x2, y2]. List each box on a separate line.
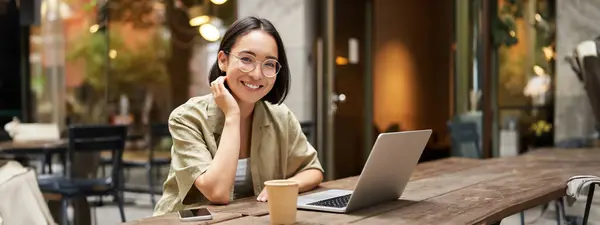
[150, 123, 170, 139]
[555, 138, 592, 149]
[67, 124, 127, 185]
[0, 131, 10, 142]
[147, 123, 171, 158]
[447, 121, 481, 158]
[300, 121, 313, 145]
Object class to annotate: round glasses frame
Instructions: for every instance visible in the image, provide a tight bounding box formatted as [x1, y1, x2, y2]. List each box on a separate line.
[225, 51, 282, 78]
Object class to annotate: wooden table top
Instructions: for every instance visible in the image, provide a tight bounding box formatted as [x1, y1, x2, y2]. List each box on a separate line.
[122, 148, 600, 225]
[0, 140, 67, 154]
[101, 150, 171, 163]
[0, 131, 146, 153]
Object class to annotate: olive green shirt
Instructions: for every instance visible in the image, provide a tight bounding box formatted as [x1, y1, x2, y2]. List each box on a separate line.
[153, 94, 324, 216]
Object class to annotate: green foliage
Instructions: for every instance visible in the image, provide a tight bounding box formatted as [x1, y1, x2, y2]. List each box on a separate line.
[493, 0, 523, 48]
[82, 0, 96, 11]
[67, 31, 117, 91]
[65, 25, 170, 123]
[105, 0, 159, 29]
[67, 28, 169, 95]
[493, 17, 518, 47]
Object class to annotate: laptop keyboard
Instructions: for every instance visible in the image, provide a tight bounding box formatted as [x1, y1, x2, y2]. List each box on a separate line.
[307, 194, 352, 208]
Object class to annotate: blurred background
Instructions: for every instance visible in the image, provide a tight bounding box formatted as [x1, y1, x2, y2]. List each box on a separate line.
[3, 0, 600, 224]
[2, 0, 569, 178]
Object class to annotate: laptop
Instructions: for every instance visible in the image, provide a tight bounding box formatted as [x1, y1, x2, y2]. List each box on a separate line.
[297, 129, 432, 213]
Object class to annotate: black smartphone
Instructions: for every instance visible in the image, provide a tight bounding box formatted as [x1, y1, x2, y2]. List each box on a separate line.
[178, 208, 213, 222]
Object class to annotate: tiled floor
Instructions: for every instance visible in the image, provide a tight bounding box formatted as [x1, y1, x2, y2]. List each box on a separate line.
[85, 193, 155, 225]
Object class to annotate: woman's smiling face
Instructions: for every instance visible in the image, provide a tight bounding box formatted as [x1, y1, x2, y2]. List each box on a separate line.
[217, 30, 280, 104]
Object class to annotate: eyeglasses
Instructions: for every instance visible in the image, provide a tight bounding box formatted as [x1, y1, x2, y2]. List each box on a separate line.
[226, 51, 282, 78]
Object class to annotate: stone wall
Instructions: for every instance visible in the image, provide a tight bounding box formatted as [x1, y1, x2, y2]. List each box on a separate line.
[555, 0, 599, 142]
[237, 0, 315, 122]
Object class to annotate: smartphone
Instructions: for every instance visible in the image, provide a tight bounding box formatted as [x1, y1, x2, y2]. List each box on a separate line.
[178, 208, 213, 222]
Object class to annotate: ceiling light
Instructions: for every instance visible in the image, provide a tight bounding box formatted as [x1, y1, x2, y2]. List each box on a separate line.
[200, 23, 220, 42]
[190, 15, 210, 26]
[89, 24, 99, 33]
[210, 0, 228, 5]
[109, 49, 117, 59]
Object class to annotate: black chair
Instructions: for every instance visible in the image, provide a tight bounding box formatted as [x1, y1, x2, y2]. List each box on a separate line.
[148, 124, 171, 204]
[39, 125, 128, 225]
[300, 121, 314, 145]
[41, 124, 70, 175]
[121, 123, 171, 207]
[555, 138, 593, 148]
[0, 130, 10, 141]
[447, 121, 481, 158]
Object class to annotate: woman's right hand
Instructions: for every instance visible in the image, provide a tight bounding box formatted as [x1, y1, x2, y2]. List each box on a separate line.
[211, 76, 239, 117]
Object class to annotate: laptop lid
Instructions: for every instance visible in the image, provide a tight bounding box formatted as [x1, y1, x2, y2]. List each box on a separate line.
[344, 129, 432, 212]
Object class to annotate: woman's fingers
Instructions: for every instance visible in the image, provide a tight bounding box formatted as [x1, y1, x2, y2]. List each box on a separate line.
[210, 80, 218, 95]
[217, 76, 226, 94]
[256, 188, 268, 202]
[211, 76, 227, 97]
[214, 77, 223, 96]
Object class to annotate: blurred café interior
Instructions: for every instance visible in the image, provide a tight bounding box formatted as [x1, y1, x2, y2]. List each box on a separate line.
[1, 0, 564, 176]
[3, 0, 600, 223]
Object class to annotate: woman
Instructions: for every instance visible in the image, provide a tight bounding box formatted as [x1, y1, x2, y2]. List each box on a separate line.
[153, 16, 324, 216]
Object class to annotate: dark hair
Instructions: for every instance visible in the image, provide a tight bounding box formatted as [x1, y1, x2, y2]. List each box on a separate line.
[209, 16, 290, 105]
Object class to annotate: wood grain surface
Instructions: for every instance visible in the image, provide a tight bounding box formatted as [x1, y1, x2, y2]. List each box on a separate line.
[121, 149, 600, 225]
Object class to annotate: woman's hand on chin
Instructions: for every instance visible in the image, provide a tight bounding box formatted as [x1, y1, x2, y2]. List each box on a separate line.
[211, 76, 239, 117]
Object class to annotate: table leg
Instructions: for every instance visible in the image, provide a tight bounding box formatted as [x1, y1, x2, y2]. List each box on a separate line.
[44, 153, 53, 174]
[60, 152, 67, 176]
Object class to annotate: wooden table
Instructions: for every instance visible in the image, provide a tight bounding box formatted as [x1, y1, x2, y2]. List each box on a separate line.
[0, 140, 68, 172]
[0, 140, 67, 154]
[122, 148, 600, 225]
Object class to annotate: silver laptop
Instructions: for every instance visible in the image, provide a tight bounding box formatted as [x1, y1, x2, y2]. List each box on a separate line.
[297, 129, 432, 213]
